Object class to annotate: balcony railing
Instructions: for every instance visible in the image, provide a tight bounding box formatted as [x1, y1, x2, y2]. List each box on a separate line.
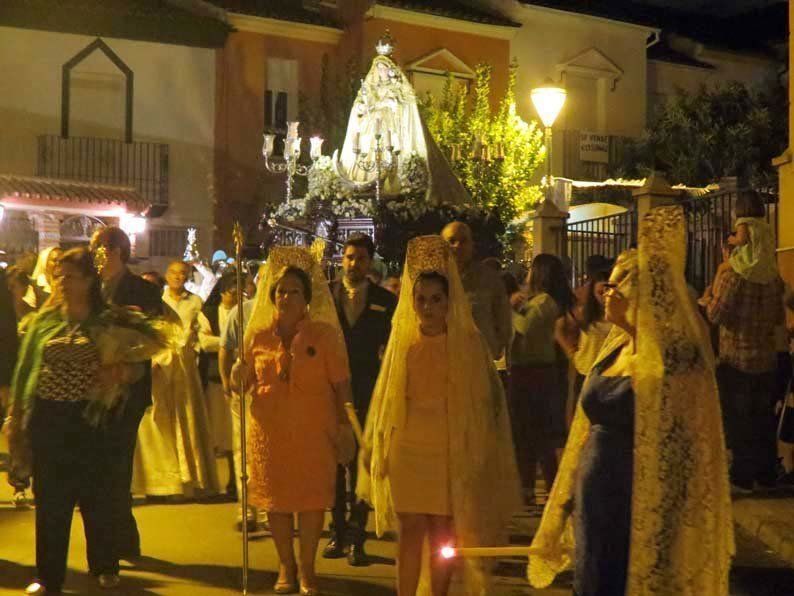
[37, 135, 169, 209]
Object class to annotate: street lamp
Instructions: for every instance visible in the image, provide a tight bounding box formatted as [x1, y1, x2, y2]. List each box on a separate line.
[531, 79, 567, 198]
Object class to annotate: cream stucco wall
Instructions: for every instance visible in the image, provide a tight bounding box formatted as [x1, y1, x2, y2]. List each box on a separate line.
[775, 0, 794, 287]
[495, 2, 653, 176]
[648, 45, 778, 117]
[0, 26, 216, 270]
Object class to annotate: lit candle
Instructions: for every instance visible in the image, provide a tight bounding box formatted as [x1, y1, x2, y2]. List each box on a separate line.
[440, 545, 529, 559]
[309, 136, 324, 160]
[262, 134, 275, 157]
[352, 132, 360, 153]
[287, 121, 300, 139]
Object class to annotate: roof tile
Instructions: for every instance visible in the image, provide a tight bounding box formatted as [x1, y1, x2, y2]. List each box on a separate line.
[0, 175, 149, 213]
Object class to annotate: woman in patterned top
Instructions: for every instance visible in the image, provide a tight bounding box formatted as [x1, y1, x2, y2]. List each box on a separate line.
[7, 248, 162, 596]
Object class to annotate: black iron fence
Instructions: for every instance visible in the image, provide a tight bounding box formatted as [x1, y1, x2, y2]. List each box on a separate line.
[37, 135, 169, 208]
[562, 209, 638, 287]
[681, 188, 778, 293]
[559, 186, 779, 293]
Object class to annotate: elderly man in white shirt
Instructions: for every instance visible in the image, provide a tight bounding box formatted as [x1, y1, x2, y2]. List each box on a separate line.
[163, 261, 204, 349]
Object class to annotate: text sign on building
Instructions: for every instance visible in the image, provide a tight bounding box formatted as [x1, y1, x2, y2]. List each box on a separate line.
[580, 131, 609, 164]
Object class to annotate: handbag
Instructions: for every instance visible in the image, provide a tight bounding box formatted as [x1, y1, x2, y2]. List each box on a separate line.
[778, 389, 794, 444]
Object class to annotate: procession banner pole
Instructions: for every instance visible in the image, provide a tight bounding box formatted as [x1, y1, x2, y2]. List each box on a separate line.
[233, 222, 250, 595]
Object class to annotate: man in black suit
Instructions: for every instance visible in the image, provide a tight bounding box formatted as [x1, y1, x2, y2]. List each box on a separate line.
[324, 235, 397, 566]
[90, 227, 163, 559]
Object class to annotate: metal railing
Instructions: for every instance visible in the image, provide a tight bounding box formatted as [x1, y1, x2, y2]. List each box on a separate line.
[562, 209, 638, 287]
[37, 135, 169, 208]
[681, 188, 778, 293]
[266, 217, 375, 260]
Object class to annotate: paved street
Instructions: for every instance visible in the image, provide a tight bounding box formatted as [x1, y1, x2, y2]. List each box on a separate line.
[1, 449, 793, 595]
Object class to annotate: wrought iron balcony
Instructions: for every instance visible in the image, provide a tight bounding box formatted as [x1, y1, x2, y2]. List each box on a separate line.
[37, 135, 169, 212]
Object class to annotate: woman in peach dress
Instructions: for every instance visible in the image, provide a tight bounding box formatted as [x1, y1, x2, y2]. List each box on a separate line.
[234, 247, 355, 596]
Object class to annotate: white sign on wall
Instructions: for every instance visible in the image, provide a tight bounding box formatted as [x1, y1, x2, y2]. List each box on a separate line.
[580, 131, 609, 164]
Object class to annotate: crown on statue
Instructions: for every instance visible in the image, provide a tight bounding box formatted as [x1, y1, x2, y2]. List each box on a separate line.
[375, 30, 395, 56]
[406, 235, 450, 279]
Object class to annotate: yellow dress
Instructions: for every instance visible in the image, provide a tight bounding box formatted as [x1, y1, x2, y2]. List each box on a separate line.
[389, 333, 451, 516]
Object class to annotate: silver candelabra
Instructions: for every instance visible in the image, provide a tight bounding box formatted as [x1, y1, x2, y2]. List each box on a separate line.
[350, 128, 399, 202]
[262, 121, 323, 202]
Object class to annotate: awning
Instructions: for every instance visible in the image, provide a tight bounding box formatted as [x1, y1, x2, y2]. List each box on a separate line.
[0, 174, 149, 216]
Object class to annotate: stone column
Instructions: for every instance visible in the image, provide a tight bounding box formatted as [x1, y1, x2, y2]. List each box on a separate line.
[531, 199, 568, 258]
[632, 172, 681, 223]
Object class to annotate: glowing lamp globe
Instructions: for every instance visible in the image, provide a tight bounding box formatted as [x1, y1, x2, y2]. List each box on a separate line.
[120, 214, 146, 235]
[531, 81, 567, 128]
[441, 546, 456, 560]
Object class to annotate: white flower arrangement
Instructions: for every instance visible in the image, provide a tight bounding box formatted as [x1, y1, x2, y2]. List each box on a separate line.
[397, 152, 429, 198]
[306, 156, 354, 202]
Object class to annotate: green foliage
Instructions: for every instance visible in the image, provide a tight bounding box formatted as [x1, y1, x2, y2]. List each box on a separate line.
[299, 53, 362, 151]
[420, 61, 546, 222]
[620, 80, 787, 189]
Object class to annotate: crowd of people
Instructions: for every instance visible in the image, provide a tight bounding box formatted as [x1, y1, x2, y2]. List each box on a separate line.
[0, 194, 791, 596]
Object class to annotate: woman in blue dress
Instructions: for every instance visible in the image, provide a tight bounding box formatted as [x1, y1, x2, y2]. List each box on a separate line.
[528, 206, 734, 596]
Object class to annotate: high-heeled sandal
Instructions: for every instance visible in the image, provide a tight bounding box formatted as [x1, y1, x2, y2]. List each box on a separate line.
[299, 586, 319, 596]
[274, 569, 298, 594]
[273, 579, 298, 594]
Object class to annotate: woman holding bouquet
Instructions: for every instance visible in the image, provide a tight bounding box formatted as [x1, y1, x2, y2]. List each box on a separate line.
[7, 248, 168, 595]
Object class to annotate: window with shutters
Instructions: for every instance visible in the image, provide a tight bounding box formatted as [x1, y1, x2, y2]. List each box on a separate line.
[149, 227, 188, 258]
[265, 58, 298, 134]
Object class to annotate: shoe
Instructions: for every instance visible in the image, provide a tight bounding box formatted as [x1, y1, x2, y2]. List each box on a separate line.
[731, 483, 754, 496]
[273, 568, 298, 594]
[235, 507, 258, 532]
[24, 582, 48, 595]
[755, 480, 779, 493]
[300, 585, 320, 595]
[98, 574, 120, 589]
[274, 580, 298, 594]
[322, 535, 346, 559]
[777, 471, 794, 486]
[13, 490, 28, 508]
[347, 543, 369, 567]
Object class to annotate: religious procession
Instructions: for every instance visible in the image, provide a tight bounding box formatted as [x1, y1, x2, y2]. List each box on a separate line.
[1, 2, 794, 596]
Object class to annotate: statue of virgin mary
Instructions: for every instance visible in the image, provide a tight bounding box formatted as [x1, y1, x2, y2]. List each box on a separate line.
[335, 35, 428, 197]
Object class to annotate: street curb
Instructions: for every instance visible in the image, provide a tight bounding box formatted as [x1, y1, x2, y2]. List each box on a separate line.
[732, 498, 794, 566]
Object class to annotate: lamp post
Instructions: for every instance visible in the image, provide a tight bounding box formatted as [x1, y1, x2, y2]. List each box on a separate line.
[531, 79, 567, 203]
[262, 121, 323, 202]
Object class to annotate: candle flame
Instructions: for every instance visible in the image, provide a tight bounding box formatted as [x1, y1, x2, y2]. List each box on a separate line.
[441, 546, 456, 560]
